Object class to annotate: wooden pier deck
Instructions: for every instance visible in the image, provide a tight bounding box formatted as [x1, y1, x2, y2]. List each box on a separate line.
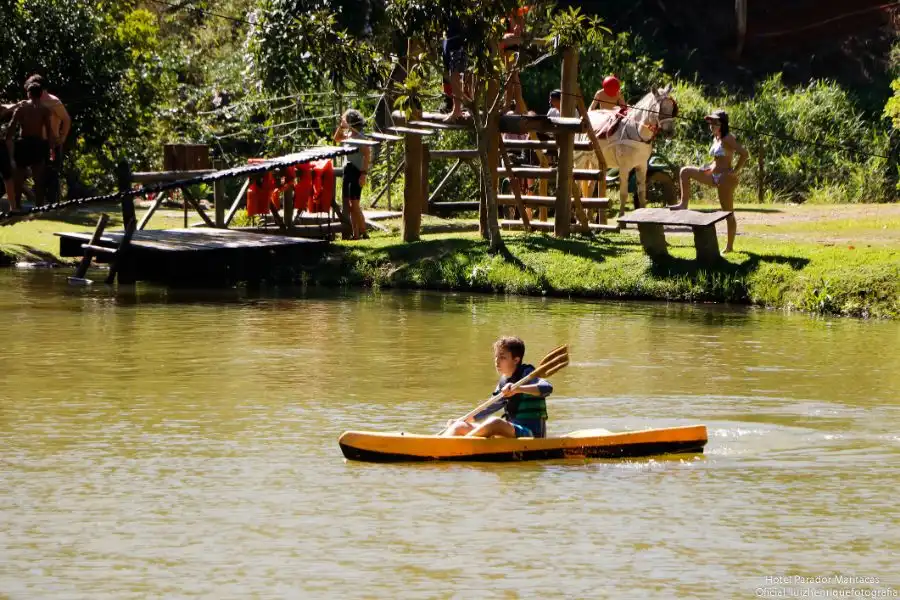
[56, 228, 328, 285]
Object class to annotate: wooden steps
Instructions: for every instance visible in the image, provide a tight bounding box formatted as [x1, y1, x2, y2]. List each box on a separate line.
[409, 120, 471, 131]
[497, 195, 609, 208]
[369, 132, 403, 142]
[386, 126, 435, 136]
[498, 167, 604, 180]
[502, 139, 594, 151]
[501, 219, 620, 233]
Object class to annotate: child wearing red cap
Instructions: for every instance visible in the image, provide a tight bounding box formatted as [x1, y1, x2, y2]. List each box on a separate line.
[590, 75, 627, 112]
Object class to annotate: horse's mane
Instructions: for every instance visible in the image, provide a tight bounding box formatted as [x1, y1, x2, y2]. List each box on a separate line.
[627, 92, 658, 129]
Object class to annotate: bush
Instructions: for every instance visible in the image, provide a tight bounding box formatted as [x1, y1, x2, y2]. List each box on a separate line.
[658, 75, 893, 203]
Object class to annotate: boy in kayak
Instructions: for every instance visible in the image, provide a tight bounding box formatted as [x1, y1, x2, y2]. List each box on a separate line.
[444, 336, 552, 438]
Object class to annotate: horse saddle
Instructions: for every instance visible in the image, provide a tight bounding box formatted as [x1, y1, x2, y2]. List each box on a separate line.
[593, 109, 626, 139]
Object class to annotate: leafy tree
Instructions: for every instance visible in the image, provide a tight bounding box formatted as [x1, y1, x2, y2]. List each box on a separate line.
[0, 0, 170, 185]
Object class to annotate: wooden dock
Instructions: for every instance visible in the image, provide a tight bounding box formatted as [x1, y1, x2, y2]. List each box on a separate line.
[56, 228, 327, 286]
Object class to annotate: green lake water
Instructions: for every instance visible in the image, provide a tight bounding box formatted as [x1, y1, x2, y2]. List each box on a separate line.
[1, 269, 898, 598]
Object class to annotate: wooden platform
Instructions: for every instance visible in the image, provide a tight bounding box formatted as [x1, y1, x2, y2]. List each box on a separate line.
[56, 228, 328, 285]
[501, 219, 620, 233]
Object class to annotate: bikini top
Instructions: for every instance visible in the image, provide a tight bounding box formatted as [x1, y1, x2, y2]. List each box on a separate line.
[710, 138, 727, 157]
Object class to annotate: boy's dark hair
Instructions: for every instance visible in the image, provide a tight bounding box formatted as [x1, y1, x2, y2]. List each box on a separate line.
[343, 108, 365, 133]
[25, 74, 45, 87]
[493, 336, 525, 360]
[26, 82, 42, 99]
[549, 89, 562, 100]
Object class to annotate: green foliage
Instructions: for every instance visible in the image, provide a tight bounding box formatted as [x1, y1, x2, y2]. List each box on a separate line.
[0, 0, 169, 186]
[545, 6, 609, 50]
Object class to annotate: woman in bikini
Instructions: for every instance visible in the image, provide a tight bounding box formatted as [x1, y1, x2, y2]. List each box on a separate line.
[670, 109, 748, 253]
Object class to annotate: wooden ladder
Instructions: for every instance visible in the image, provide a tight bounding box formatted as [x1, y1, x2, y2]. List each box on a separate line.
[68, 213, 137, 285]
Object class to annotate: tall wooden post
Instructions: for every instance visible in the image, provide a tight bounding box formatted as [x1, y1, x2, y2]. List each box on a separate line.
[116, 160, 135, 228]
[402, 39, 423, 242]
[486, 79, 501, 238]
[214, 159, 226, 227]
[555, 47, 578, 238]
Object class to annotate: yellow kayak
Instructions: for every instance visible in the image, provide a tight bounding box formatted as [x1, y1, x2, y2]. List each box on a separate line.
[339, 424, 708, 462]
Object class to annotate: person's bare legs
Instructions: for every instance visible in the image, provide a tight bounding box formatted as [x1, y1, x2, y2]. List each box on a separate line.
[717, 174, 738, 252]
[31, 163, 46, 206]
[445, 72, 465, 121]
[671, 166, 715, 210]
[443, 420, 475, 436]
[3, 178, 15, 210]
[466, 416, 517, 438]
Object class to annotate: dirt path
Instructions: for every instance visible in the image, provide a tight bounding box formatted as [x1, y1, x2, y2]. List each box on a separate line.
[718, 203, 900, 245]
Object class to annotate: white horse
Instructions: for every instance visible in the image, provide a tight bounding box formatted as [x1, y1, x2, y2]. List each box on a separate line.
[575, 85, 678, 216]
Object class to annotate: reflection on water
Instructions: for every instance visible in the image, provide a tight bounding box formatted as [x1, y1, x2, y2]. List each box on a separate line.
[1, 270, 899, 598]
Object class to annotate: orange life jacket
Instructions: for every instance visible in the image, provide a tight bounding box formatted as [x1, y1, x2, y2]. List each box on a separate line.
[294, 163, 314, 212]
[311, 160, 335, 213]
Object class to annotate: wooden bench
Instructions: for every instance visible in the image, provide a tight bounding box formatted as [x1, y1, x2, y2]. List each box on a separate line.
[616, 208, 732, 263]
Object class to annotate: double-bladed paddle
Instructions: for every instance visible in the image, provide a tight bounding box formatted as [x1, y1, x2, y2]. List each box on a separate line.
[439, 344, 569, 435]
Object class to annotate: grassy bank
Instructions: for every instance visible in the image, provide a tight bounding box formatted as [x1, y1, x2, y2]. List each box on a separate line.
[2, 205, 898, 319]
[308, 207, 899, 320]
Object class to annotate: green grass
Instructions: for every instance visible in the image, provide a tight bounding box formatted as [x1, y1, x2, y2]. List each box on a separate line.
[3, 206, 898, 319]
[309, 226, 899, 319]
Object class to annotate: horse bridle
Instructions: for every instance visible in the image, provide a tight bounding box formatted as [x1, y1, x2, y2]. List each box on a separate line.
[639, 96, 678, 143]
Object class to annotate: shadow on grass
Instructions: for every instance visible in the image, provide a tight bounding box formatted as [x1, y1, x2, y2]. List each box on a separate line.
[513, 232, 641, 263]
[648, 250, 809, 279]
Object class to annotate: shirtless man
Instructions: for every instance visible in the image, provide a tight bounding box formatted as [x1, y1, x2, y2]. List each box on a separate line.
[7, 82, 56, 208]
[24, 75, 70, 203]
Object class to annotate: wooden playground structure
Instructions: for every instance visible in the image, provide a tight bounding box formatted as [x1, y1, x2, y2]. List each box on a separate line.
[16, 36, 731, 286]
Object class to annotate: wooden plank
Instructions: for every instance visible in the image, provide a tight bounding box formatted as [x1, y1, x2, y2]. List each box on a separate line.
[427, 159, 463, 207]
[106, 220, 138, 284]
[386, 126, 435, 137]
[57, 228, 321, 252]
[428, 149, 479, 160]
[430, 201, 480, 213]
[213, 160, 226, 227]
[500, 220, 619, 233]
[498, 138, 530, 232]
[501, 139, 594, 151]
[132, 170, 216, 184]
[183, 188, 216, 228]
[224, 180, 249, 227]
[408, 120, 471, 131]
[137, 192, 166, 231]
[617, 208, 732, 227]
[369, 132, 403, 142]
[496, 167, 604, 180]
[498, 195, 609, 208]
[499, 114, 584, 135]
[341, 138, 381, 147]
[81, 244, 117, 255]
[68, 213, 109, 282]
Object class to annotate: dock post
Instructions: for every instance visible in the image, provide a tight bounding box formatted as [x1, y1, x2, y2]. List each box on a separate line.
[214, 159, 226, 227]
[116, 160, 136, 229]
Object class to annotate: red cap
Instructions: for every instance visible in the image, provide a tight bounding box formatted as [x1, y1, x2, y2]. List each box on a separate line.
[602, 76, 620, 97]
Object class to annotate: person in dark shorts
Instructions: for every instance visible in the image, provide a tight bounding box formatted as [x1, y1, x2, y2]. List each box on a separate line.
[24, 74, 71, 204]
[7, 82, 55, 208]
[442, 16, 468, 122]
[332, 109, 371, 240]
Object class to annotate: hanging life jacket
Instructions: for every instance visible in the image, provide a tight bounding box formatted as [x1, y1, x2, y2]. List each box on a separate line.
[311, 160, 335, 213]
